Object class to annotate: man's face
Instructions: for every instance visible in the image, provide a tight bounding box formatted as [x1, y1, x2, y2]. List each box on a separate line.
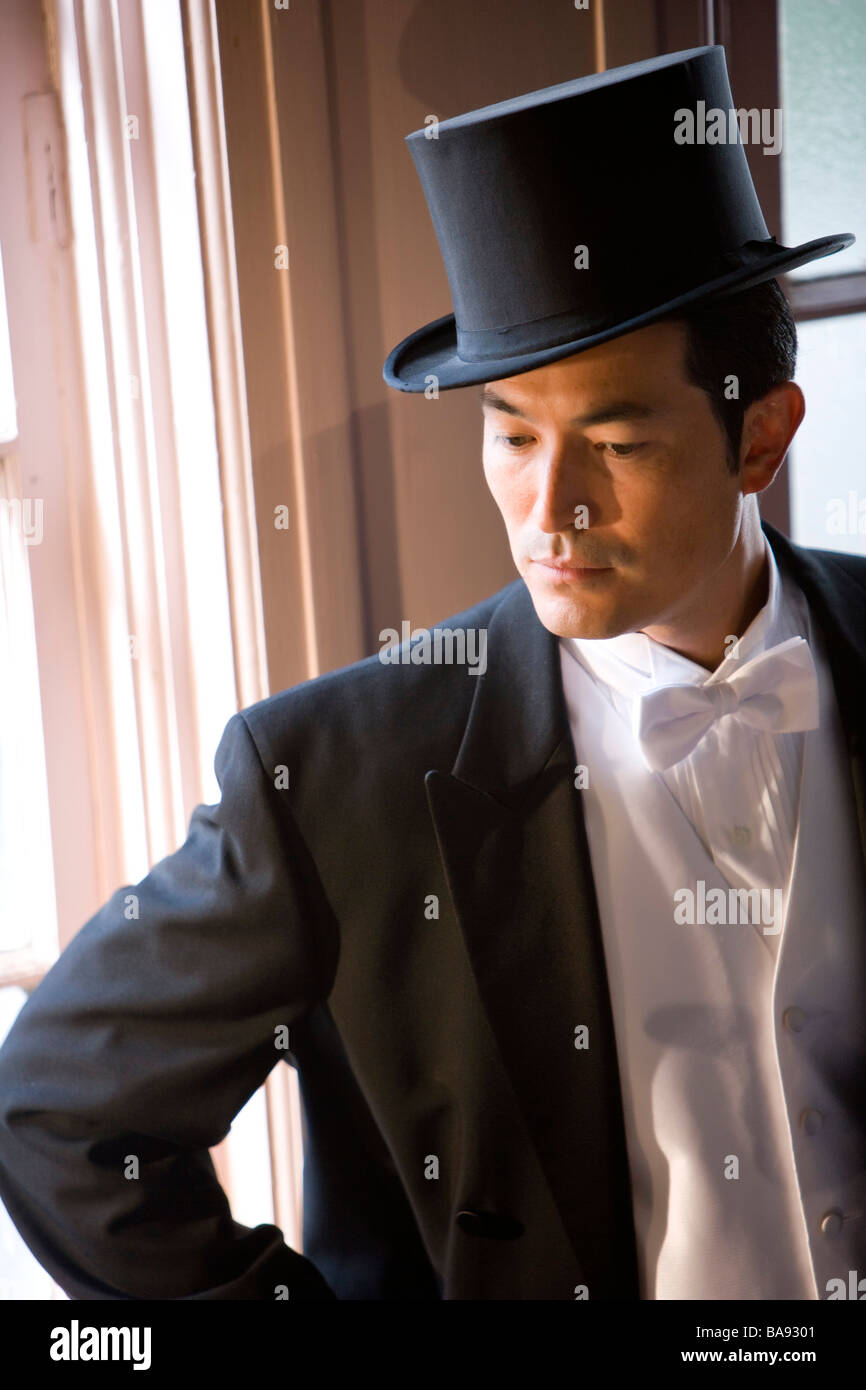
[481, 320, 748, 640]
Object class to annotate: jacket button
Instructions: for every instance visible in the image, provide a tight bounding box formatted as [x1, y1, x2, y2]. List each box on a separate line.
[819, 1210, 843, 1237]
[456, 1208, 524, 1240]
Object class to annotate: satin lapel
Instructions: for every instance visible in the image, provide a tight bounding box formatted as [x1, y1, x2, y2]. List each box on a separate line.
[425, 580, 639, 1298]
[762, 521, 866, 874]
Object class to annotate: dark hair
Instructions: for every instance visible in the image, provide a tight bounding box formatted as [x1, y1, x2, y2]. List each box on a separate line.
[665, 278, 798, 474]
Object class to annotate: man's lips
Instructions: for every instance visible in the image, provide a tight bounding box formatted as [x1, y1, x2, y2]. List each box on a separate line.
[532, 557, 613, 574]
[530, 556, 614, 583]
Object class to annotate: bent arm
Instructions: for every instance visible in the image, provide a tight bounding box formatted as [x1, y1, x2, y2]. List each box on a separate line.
[0, 711, 335, 1299]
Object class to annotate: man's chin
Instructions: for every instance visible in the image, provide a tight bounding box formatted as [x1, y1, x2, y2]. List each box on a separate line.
[524, 583, 633, 641]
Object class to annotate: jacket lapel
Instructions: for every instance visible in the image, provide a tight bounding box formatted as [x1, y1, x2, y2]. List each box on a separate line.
[425, 579, 640, 1298]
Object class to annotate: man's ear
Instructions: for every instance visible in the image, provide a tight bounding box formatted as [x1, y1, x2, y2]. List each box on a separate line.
[738, 382, 805, 496]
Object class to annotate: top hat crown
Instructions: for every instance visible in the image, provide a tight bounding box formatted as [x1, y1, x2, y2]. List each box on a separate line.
[383, 45, 853, 392]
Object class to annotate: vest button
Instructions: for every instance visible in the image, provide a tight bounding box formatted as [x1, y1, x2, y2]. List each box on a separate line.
[800, 1108, 823, 1136]
[783, 1006, 806, 1032]
[819, 1210, 843, 1237]
[456, 1208, 524, 1240]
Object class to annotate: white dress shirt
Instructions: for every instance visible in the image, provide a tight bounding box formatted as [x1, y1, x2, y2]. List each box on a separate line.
[557, 533, 866, 1298]
[564, 535, 806, 960]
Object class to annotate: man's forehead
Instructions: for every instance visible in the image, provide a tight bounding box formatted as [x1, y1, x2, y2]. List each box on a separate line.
[479, 387, 662, 429]
[478, 320, 689, 422]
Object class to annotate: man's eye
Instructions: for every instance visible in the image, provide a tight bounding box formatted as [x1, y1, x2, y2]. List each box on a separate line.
[494, 435, 644, 456]
[601, 442, 642, 457]
[495, 434, 534, 450]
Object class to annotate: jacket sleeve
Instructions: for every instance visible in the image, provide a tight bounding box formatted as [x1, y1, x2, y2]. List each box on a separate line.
[0, 710, 336, 1300]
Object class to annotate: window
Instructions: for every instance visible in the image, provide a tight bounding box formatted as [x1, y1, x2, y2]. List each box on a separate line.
[0, 239, 57, 976]
[0, 0, 301, 1299]
[779, 0, 866, 553]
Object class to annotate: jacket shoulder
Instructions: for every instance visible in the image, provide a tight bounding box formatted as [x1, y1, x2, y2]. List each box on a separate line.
[764, 520, 866, 605]
[236, 578, 522, 765]
[796, 542, 866, 589]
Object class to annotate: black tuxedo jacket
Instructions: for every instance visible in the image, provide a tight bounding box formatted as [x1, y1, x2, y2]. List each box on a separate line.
[1, 520, 865, 1300]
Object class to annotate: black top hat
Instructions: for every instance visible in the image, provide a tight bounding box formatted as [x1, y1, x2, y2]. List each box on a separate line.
[383, 45, 853, 393]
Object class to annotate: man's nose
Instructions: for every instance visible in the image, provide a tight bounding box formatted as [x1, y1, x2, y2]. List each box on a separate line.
[531, 443, 591, 534]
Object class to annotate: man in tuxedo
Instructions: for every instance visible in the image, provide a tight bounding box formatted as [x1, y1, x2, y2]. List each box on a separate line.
[0, 46, 864, 1301]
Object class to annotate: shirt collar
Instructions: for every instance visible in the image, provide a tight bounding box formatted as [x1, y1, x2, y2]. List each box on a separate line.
[561, 532, 784, 701]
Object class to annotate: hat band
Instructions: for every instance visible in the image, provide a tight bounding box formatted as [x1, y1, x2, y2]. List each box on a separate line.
[453, 239, 782, 363]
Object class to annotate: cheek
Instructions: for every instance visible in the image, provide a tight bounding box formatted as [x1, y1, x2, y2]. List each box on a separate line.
[624, 472, 738, 585]
[618, 452, 725, 540]
[481, 451, 500, 503]
[483, 454, 529, 523]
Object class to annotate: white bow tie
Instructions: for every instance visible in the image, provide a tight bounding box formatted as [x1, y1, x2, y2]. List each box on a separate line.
[634, 635, 820, 772]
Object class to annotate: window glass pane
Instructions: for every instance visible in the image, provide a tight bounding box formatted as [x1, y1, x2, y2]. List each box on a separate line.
[779, 0, 866, 279]
[0, 452, 57, 957]
[218, 1085, 276, 1231]
[0, 244, 16, 445]
[788, 311, 866, 555]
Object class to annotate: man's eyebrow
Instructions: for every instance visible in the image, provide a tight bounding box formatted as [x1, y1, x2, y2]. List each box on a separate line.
[478, 386, 659, 428]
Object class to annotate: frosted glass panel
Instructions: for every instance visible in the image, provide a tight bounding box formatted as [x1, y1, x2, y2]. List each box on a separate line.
[788, 311, 866, 555]
[0, 244, 16, 445]
[779, 0, 866, 278]
[0, 455, 57, 957]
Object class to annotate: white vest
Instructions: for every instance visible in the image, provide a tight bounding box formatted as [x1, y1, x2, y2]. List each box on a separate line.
[559, 589, 866, 1299]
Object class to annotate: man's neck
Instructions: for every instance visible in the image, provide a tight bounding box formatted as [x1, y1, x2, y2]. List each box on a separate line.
[640, 521, 770, 673]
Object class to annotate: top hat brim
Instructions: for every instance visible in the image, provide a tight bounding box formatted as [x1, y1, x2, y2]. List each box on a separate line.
[383, 233, 853, 393]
